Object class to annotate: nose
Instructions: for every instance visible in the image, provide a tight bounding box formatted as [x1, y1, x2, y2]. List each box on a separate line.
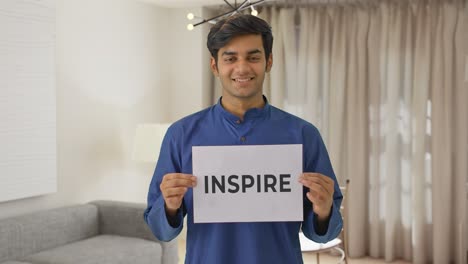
[234, 58, 251, 75]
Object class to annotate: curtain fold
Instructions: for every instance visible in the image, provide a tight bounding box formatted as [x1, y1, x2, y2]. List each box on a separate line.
[344, 4, 370, 261]
[430, 2, 467, 264]
[410, 2, 431, 263]
[253, 1, 467, 263]
[453, 3, 468, 263]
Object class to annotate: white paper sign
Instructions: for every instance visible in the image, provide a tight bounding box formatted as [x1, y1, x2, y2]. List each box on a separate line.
[192, 144, 303, 223]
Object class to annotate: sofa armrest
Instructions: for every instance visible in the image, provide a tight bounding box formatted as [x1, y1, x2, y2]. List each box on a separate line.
[89, 200, 178, 264]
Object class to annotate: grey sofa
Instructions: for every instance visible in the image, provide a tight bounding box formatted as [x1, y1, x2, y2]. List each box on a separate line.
[0, 200, 178, 264]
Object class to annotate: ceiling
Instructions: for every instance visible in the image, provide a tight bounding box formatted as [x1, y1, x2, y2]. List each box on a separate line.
[139, 0, 234, 8]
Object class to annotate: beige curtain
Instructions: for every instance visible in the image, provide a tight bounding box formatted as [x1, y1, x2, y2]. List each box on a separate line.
[252, 1, 467, 263]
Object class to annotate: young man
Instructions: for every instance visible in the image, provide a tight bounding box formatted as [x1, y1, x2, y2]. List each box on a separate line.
[144, 14, 343, 264]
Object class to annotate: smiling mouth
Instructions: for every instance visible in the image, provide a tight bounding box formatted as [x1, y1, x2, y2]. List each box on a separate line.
[232, 77, 254, 83]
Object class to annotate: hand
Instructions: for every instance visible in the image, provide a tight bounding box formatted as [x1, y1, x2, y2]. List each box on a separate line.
[299, 173, 334, 220]
[160, 173, 197, 217]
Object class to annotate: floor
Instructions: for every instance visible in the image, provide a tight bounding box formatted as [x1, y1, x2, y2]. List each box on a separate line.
[177, 238, 412, 264]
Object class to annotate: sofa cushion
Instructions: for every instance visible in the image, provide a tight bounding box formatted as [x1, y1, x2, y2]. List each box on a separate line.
[20, 235, 163, 264]
[89, 200, 157, 241]
[0, 204, 99, 262]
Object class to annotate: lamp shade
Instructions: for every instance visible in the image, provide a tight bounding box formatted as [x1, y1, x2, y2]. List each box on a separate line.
[132, 123, 171, 162]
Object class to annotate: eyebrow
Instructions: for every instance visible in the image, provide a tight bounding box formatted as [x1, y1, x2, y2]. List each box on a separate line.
[221, 49, 263, 56]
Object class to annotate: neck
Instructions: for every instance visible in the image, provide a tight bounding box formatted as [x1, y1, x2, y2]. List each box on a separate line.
[221, 95, 265, 120]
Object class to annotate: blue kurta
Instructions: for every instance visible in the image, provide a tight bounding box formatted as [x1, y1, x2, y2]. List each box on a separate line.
[144, 97, 343, 264]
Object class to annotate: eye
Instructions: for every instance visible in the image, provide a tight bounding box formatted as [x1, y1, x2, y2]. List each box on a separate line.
[224, 57, 236, 63]
[249, 56, 261, 62]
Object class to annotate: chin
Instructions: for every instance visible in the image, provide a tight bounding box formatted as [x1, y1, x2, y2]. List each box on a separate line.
[235, 92, 261, 99]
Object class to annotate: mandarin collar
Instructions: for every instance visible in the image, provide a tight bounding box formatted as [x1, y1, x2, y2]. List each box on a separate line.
[214, 95, 271, 122]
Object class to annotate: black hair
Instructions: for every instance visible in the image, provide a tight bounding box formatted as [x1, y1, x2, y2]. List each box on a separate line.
[207, 14, 273, 64]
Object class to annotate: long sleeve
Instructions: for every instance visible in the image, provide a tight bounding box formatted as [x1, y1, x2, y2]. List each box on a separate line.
[301, 126, 343, 243]
[144, 125, 185, 242]
[143, 102, 344, 263]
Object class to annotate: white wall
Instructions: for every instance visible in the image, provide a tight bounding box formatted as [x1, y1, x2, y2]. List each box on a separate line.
[167, 7, 213, 121]
[0, 0, 203, 219]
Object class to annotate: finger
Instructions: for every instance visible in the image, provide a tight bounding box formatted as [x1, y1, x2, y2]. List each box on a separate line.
[163, 187, 188, 197]
[299, 177, 333, 195]
[301, 173, 333, 184]
[163, 173, 197, 184]
[306, 188, 333, 206]
[162, 178, 195, 188]
[306, 192, 320, 203]
[299, 174, 334, 191]
[162, 173, 197, 187]
[305, 181, 332, 197]
[306, 191, 327, 204]
[164, 173, 194, 179]
[301, 173, 334, 186]
[309, 190, 330, 201]
[303, 179, 333, 194]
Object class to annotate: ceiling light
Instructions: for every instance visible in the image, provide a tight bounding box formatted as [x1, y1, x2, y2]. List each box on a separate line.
[186, 0, 265, 31]
[250, 7, 258, 16]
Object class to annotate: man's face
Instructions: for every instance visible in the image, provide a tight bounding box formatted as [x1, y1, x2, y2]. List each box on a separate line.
[210, 34, 272, 101]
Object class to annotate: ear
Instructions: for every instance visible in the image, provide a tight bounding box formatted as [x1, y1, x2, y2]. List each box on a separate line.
[210, 57, 219, 76]
[266, 53, 273, 73]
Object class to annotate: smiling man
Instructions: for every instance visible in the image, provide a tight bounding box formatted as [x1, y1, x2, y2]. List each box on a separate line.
[144, 14, 343, 264]
[213, 34, 270, 107]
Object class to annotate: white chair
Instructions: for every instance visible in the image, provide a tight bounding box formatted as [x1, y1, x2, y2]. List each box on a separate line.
[299, 179, 350, 264]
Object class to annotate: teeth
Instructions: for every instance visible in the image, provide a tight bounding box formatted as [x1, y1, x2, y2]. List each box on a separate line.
[234, 78, 252, 82]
